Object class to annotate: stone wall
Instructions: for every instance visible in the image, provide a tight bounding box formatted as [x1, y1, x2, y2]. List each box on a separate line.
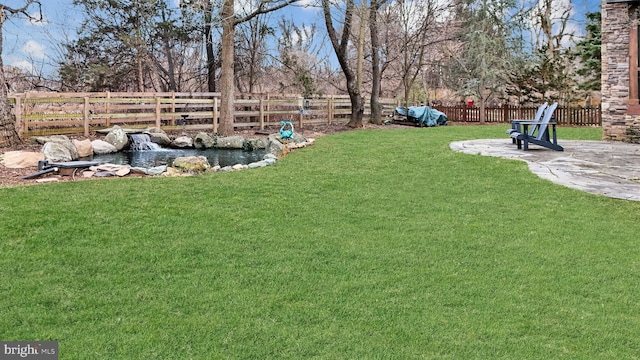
[601, 2, 640, 143]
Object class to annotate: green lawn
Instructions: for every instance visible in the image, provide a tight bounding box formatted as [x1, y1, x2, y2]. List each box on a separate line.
[2, 125, 639, 359]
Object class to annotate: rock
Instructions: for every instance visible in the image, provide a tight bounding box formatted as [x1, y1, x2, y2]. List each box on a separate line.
[115, 167, 131, 177]
[216, 135, 245, 149]
[267, 138, 285, 156]
[163, 167, 185, 177]
[91, 140, 118, 154]
[263, 153, 277, 161]
[104, 125, 129, 151]
[194, 132, 215, 149]
[147, 132, 172, 147]
[131, 165, 167, 176]
[172, 156, 210, 172]
[248, 161, 269, 169]
[42, 142, 73, 162]
[171, 136, 194, 148]
[147, 165, 167, 176]
[244, 138, 269, 150]
[36, 136, 79, 160]
[291, 133, 306, 143]
[31, 135, 70, 145]
[232, 164, 247, 170]
[0, 151, 45, 168]
[73, 139, 93, 158]
[144, 127, 165, 135]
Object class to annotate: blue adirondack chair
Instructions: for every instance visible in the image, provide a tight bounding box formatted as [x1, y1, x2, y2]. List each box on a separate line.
[506, 102, 548, 144]
[509, 102, 563, 151]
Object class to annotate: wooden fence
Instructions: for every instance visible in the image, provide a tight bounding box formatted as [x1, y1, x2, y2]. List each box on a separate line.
[9, 92, 398, 137]
[8, 93, 602, 137]
[435, 105, 602, 126]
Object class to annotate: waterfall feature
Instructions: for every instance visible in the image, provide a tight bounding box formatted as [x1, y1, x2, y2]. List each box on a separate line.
[129, 134, 162, 151]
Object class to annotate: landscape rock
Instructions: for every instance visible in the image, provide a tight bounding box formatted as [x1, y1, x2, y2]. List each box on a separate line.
[267, 138, 285, 156]
[147, 132, 172, 147]
[216, 135, 244, 149]
[73, 139, 93, 158]
[194, 132, 215, 149]
[104, 125, 129, 151]
[31, 135, 70, 145]
[42, 142, 73, 162]
[131, 165, 167, 176]
[172, 156, 210, 172]
[244, 138, 269, 150]
[91, 140, 118, 154]
[171, 136, 194, 148]
[0, 151, 45, 168]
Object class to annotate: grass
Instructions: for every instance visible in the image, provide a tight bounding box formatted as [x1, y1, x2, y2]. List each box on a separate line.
[1, 125, 639, 359]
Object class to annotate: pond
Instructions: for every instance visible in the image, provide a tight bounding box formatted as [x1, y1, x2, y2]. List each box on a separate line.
[90, 148, 268, 168]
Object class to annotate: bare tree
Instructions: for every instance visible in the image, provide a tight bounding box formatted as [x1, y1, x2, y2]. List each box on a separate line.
[322, 0, 364, 128]
[235, 13, 274, 93]
[368, 0, 388, 124]
[218, 0, 298, 136]
[0, 1, 42, 147]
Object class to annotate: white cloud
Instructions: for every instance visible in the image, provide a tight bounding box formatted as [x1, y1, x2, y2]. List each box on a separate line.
[10, 60, 36, 74]
[22, 40, 47, 60]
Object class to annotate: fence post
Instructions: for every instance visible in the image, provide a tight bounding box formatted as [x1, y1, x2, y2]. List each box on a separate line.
[83, 96, 90, 137]
[213, 97, 218, 133]
[170, 92, 176, 126]
[259, 98, 265, 130]
[266, 93, 271, 125]
[105, 92, 111, 127]
[155, 96, 162, 129]
[13, 95, 22, 136]
[328, 97, 333, 125]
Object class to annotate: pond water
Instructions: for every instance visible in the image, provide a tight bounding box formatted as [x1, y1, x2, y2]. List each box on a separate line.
[90, 148, 268, 168]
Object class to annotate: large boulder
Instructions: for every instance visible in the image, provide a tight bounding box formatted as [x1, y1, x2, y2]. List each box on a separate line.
[91, 140, 118, 154]
[194, 132, 215, 149]
[216, 135, 245, 149]
[146, 132, 172, 147]
[72, 139, 93, 158]
[42, 142, 73, 162]
[172, 156, 210, 173]
[104, 125, 129, 151]
[0, 151, 45, 168]
[171, 136, 194, 148]
[31, 135, 70, 145]
[267, 137, 285, 157]
[244, 138, 269, 150]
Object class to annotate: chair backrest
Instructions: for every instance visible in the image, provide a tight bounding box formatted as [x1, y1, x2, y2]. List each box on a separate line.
[527, 102, 549, 136]
[534, 102, 558, 140]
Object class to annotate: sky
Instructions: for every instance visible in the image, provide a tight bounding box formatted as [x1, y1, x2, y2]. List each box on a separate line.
[1, 0, 600, 79]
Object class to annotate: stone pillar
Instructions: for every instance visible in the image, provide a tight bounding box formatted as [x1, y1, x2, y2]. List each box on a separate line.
[602, 2, 640, 143]
[601, 2, 631, 141]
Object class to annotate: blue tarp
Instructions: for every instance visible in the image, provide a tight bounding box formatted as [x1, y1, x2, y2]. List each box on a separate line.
[395, 106, 447, 127]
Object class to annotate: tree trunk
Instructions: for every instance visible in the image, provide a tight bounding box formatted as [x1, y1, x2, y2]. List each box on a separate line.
[218, 0, 236, 136]
[0, 15, 22, 147]
[204, 0, 216, 92]
[369, 1, 383, 125]
[479, 96, 486, 124]
[322, 0, 363, 128]
[347, 82, 365, 127]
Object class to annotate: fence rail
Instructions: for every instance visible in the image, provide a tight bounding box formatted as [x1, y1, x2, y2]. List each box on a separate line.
[435, 105, 602, 126]
[9, 92, 398, 137]
[8, 93, 602, 137]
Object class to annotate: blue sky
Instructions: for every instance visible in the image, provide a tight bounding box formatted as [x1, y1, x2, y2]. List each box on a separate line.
[2, 0, 600, 79]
